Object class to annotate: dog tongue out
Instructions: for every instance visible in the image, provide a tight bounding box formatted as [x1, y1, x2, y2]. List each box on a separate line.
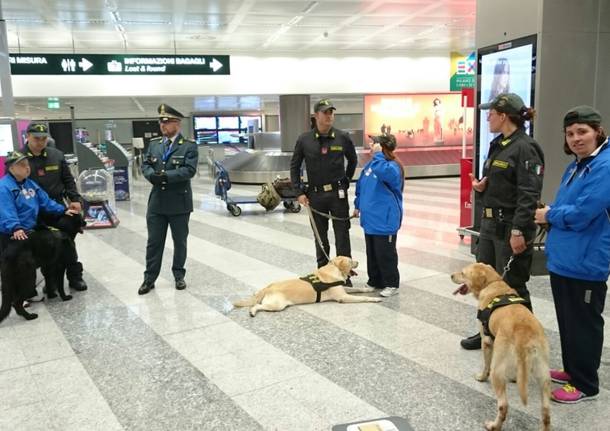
[453, 284, 468, 295]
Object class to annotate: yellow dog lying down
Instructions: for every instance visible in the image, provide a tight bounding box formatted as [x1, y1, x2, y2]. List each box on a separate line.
[233, 256, 381, 317]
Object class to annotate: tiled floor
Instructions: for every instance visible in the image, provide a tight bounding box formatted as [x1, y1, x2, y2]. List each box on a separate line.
[1, 174, 608, 431]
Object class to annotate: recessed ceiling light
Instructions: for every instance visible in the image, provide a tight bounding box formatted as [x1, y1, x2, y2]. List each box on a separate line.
[189, 34, 216, 40]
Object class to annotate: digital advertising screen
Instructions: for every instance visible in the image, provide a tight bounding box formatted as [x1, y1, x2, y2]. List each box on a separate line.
[364, 93, 474, 149]
[0, 123, 15, 156]
[476, 34, 537, 177]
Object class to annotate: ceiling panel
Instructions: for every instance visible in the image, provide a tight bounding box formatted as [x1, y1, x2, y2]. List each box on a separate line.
[3, 0, 476, 54]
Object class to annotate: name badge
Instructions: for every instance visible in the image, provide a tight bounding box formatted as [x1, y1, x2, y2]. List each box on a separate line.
[330, 145, 342, 152]
[338, 189, 345, 199]
[492, 160, 509, 169]
[45, 165, 59, 171]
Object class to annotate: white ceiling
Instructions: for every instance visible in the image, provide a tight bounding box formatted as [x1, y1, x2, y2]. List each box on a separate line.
[3, 0, 475, 53]
[2, 0, 476, 119]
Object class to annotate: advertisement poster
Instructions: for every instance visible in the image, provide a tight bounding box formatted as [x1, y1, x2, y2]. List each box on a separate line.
[450, 51, 476, 91]
[364, 93, 474, 149]
[113, 167, 130, 201]
[83, 201, 119, 228]
[477, 43, 534, 177]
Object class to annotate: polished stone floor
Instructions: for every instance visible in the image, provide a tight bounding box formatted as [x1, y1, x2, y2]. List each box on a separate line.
[1, 173, 608, 431]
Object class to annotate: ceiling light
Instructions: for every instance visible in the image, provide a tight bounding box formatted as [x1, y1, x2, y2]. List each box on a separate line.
[301, 1, 319, 14]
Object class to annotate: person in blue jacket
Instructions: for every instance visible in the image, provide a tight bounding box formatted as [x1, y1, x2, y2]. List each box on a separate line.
[0, 151, 74, 298]
[353, 134, 404, 297]
[535, 106, 609, 404]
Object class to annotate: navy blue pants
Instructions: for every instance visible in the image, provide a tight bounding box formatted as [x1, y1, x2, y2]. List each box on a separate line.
[364, 233, 399, 289]
[550, 272, 607, 395]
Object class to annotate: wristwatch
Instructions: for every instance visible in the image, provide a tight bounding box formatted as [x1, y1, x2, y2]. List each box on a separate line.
[510, 229, 523, 237]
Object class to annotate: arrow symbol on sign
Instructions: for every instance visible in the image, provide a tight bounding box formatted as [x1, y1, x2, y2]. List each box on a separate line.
[209, 58, 223, 72]
[78, 58, 93, 72]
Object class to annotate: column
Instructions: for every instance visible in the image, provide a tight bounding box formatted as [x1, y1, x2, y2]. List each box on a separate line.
[279, 94, 311, 152]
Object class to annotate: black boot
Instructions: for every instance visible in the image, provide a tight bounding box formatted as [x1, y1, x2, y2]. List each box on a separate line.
[460, 333, 482, 350]
[69, 278, 88, 291]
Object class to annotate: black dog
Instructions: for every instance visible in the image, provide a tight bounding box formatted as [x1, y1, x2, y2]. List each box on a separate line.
[0, 215, 83, 323]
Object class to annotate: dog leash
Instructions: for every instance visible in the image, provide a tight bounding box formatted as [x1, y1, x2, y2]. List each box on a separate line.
[308, 205, 355, 221]
[502, 225, 547, 279]
[307, 205, 332, 262]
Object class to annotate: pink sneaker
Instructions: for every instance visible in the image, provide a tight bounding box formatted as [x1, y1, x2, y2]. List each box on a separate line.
[550, 369, 571, 384]
[551, 384, 598, 404]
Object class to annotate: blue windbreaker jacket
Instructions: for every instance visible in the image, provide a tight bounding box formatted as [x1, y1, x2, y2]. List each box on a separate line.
[354, 152, 404, 235]
[545, 139, 610, 281]
[0, 174, 65, 235]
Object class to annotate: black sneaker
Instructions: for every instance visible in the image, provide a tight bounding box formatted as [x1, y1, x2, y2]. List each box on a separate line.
[175, 279, 187, 290]
[460, 333, 482, 350]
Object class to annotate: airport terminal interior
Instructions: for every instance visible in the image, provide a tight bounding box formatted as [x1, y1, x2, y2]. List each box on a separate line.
[1, 0, 609, 430]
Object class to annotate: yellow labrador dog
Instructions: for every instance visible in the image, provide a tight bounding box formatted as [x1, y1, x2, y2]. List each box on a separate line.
[234, 256, 381, 317]
[451, 263, 551, 431]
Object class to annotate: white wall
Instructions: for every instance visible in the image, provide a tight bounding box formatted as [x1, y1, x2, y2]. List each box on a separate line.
[9, 55, 451, 98]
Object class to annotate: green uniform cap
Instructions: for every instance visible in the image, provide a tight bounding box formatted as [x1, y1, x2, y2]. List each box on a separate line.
[479, 93, 526, 116]
[368, 133, 397, 151]
[314, 99, 336, 113]
[4, 151, 28, 166]
[26, 122, 50, 137]
[563, 105, 602, 128]
[158, 104, 185, 121]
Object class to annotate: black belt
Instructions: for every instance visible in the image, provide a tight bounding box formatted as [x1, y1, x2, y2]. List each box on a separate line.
[309, 182, 342, 193]
[482, 207, 514, 220]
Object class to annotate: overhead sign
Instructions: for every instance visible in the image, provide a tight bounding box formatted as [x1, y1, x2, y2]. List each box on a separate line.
[9, 54, 230, 75]
[47, 97, 60, 109]
[450, 51, 475, 91]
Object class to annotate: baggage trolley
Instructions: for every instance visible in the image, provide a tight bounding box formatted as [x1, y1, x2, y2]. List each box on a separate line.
[213, 161, 301, 216]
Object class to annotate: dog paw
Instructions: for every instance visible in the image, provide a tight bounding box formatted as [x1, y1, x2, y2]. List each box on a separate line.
[484, 420, 498, 430]
[62, 295, 73, 301]
[25, 313, 39, 321]
[475, 373, 489, 382]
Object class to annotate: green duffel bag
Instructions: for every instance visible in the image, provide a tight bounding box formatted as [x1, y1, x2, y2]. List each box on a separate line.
[257, 182, 281, 211]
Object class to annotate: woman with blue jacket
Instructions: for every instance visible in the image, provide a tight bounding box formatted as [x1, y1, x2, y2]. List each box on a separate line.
[353, 134, 404, 297]
[535, 106, 609, 404]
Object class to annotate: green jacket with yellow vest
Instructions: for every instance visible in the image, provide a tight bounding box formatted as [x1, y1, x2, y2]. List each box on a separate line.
[142, 134, 198, 215]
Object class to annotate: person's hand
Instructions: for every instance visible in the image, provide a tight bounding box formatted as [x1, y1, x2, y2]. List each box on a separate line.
[352, 209, 360, 218]
[535, 206, 550, 224]
[510, 234, 527, 255]
[11, 229, 28, 240]
[469, 173, 488, 192]
[150, 173, 167, 186]
[297, 194, 309, 206]
[65, 209, 79, 216]
[371, 143, 382, 153]
[68, 201, 82, 212]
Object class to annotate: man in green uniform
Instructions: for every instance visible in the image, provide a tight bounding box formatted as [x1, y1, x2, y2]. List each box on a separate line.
[138, 104, 199, 295]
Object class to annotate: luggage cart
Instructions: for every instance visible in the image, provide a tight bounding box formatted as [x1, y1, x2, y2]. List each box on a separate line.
[213, 161, 301, 216]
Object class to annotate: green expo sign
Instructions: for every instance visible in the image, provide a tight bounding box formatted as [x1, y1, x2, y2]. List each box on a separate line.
[9, 54, 230, 75]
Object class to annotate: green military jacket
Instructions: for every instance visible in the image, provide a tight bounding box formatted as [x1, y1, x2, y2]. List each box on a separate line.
[142, 134, 198, 215]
